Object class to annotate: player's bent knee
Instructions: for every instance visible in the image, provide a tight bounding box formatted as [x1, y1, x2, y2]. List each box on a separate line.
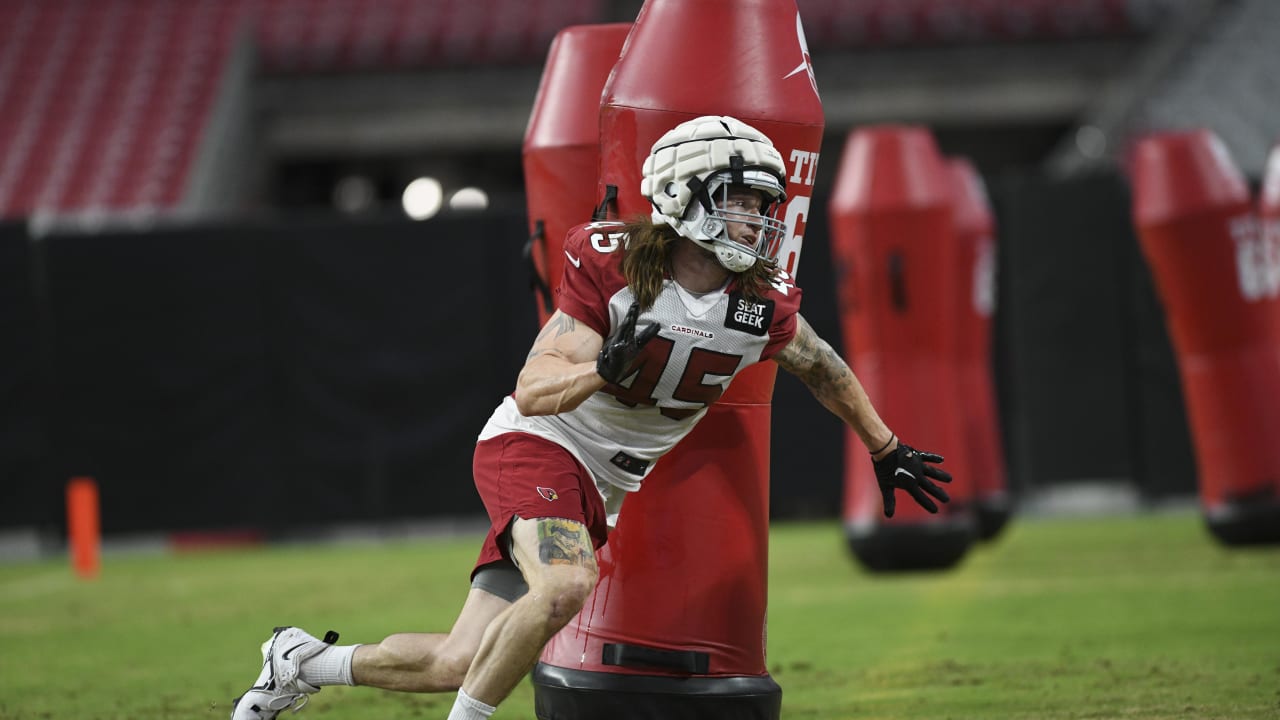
[538, 567, 597, 626]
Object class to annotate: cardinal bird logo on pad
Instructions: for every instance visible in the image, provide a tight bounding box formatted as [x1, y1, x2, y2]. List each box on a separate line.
[537, 487, 559, 502]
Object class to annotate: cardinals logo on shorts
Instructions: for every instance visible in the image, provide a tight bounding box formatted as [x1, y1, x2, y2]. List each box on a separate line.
[536, 486, 559, 502]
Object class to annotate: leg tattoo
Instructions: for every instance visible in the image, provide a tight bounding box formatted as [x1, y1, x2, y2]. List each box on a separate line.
[536, 519, 593, 567]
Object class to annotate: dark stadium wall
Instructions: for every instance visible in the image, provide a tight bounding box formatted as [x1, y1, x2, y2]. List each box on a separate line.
[771, 169, 1198, 518]
[5, 212, 538, 537]
[0, 182, 1196, 538]
[991, 170, 1196, 500]
[769, 189, 845, 518]
[0, 222, 50, 532]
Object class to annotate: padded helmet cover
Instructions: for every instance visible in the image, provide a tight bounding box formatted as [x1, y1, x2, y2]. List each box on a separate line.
[641, 116, 788, 271]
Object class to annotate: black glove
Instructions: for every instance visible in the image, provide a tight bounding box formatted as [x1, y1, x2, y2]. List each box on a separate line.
[872, 442, 952, 518]
[597, 301, 660, 384]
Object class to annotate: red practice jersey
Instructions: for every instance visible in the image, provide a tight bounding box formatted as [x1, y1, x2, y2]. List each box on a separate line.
[479, 221, 803, 512]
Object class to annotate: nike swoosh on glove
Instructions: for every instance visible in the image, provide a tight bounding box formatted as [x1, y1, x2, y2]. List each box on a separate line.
[872, 443, 952, 518]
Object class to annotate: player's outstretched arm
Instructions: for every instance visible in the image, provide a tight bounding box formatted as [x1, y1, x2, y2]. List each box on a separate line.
[773, 314, 894, 453]
[773, 314, 952, 516]
[514, 310, 607, 416]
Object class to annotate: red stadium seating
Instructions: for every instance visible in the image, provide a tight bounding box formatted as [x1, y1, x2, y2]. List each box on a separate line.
[0, 0, 1169, 219]
[0, 0, 603, 219]
[253, 0, 600, 71]
[0, 0, 245, 218]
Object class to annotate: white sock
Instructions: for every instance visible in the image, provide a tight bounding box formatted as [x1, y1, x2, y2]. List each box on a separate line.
[446, 688, 496, 720]
[299, 644, 359, 686]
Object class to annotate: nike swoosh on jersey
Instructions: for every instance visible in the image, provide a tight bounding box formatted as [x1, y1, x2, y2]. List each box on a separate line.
[565, 250, 582, 268]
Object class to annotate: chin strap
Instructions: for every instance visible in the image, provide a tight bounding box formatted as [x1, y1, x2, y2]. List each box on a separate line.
[593, 184, 618, 221]
[715, 245, 755, 273]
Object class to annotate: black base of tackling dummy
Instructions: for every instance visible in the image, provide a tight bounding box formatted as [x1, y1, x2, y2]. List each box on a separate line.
[533, 663, 781, 720]
[846, 513, 977, 572]
[1206, 498, 1280, 546]
[974, 498, 1013, 542]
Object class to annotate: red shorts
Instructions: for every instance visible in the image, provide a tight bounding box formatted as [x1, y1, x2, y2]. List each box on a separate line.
[471, 433, 609, 578]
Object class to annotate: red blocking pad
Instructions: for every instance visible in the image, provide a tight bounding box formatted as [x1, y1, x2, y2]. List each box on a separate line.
[828, 125, 976, 570]
[535, 3, 823, 717]
[522, 23, 632, 326]
[1130, 129, 1280, 545]
[946, 156, 1010, 541]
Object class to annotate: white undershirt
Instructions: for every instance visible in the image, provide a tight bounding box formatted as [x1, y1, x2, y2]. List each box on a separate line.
[672, 279, 727, 318]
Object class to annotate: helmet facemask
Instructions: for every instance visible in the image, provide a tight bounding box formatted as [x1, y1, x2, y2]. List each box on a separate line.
[683, 167, 787, 273]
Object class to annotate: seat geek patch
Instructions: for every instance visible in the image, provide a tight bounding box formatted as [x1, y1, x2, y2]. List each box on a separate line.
[725, 291, 774, 336]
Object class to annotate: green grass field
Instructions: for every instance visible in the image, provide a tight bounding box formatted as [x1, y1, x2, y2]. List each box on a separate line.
[1, 511, 1277, 719]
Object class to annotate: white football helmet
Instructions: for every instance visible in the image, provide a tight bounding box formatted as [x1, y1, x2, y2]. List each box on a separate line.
[641, 115, 788, 272]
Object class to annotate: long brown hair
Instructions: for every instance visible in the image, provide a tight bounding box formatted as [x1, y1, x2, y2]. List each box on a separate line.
[618, 217, 777, 310]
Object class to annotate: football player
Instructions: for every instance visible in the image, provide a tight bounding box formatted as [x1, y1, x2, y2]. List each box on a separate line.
[230, 115, 951, 720]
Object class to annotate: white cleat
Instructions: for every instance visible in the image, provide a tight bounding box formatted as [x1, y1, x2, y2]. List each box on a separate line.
[230, 626, 338, 720]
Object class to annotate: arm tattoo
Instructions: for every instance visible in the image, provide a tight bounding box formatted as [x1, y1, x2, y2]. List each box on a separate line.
[804, 342, 856, 407]
[534, 313, 576, 345]
[536, 518, 594, 567]
[526, 314, 579, 361]
[776, 319, 856, 405]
